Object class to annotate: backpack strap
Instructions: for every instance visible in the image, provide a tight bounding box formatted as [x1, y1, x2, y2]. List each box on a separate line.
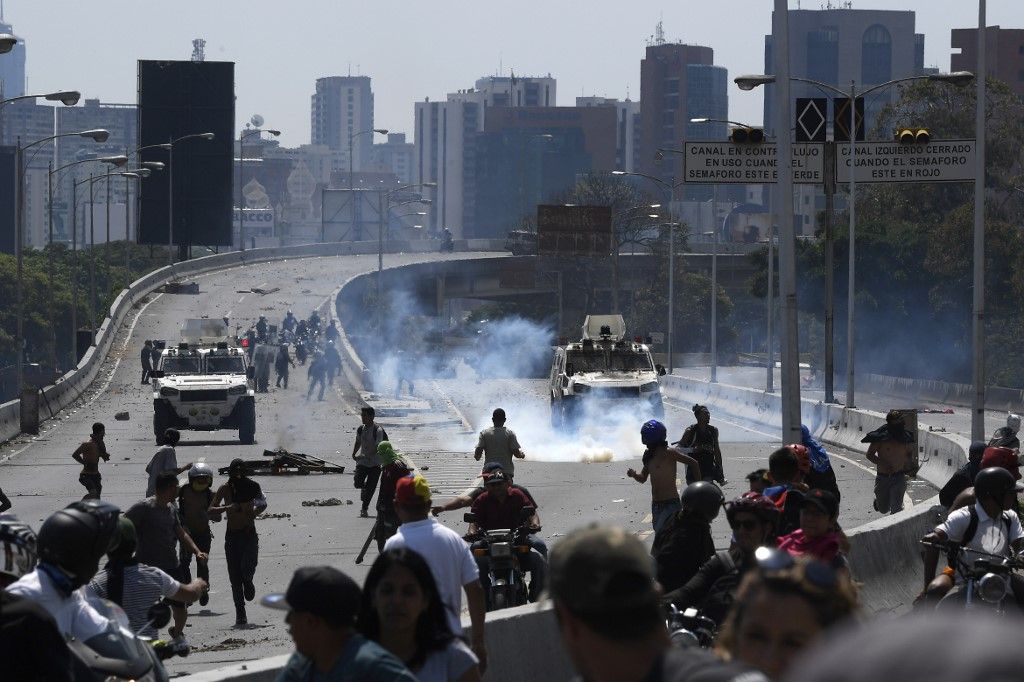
[962, 505, 980, 545]
[716, 549, 735, 574]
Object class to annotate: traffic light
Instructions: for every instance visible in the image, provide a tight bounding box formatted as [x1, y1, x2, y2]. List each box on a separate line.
[730, 127, 764, 144]
[895, 128, 930, 144]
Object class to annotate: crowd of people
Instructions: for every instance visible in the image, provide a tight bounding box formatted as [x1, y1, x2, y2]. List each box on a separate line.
[243, 309, 342, 400]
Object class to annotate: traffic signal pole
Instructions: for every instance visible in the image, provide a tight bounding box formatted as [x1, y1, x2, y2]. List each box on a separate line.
[823, 142, 836, 404]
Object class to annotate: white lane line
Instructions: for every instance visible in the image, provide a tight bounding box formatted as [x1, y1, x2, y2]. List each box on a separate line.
[642, 513, 653, 524]
[237, 296, 245, 303]
[225, 310, 232, 319]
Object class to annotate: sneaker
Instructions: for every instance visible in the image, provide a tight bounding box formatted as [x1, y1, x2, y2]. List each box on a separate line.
[359, 508, 369, 518]
[235, 612, 248, 627]
[199, 588, 209, 607]
[243, 580, 255, 602]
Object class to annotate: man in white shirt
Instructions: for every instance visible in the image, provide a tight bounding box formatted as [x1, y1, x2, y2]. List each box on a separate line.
[474, 408, 524, 478]
[145, 429, 192, 497]
[384, 474, 487, 672]
[922, 466, 1024, 608]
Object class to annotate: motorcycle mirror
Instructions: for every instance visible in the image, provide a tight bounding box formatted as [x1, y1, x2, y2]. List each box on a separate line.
[463, 512, 477, 524]
[147, 602, 172, 630]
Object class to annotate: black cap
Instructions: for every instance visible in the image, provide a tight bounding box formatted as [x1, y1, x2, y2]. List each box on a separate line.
[228, 458, 246, 475]
[261, 566, 360, 625]
[485, 470, 508, 485]
[802, 489, 839, 518]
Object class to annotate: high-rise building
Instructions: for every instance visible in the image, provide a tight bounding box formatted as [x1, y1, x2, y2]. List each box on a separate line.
[951, 25, 1024, 98]
[639, 43, 728, 197]
[576, 96, 641, 172]
[2, 101, 53, 249]
[473, 75, 557, 107]
[0, 18, 25, 99]
[310, 76, 375, 173]
[763, 9, 927, 137]
[370, 132, 414, 185]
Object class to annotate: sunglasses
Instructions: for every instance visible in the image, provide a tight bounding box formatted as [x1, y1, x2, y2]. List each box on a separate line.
[754, 546, 838, 590]
[730, 519, 762, 531]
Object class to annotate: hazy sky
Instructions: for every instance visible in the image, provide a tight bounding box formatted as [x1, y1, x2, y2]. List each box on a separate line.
[5, 1, 1016, 147]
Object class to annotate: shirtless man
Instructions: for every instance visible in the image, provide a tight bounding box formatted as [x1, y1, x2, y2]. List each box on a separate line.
[628, 420, 701, 533]
[864, 410, 917, 515]
[71, 422, 110, 500]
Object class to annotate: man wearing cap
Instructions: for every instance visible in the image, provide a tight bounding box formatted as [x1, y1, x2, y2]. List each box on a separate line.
[468, 470, 547, 601]
[430, 462, 539, 517]
[265, 566, 416, 681]
[374, 442, 411, 551]
[548, 524, 767, 682]
[474, 408, 525, 478]
[210, 459, 268, 626]
[385, 474, 488, 670]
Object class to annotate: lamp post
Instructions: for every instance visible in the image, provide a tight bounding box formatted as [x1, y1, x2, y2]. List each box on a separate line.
[705, 221, 719, 383]
[348, 128, 388, 242]
[15, 127, 108, 391]
[153, 133, 215, 267]
[971, 0, 987, 441]
[239, 127, 280, 254]
[375, 182, 436, 331]
[735, 70, 974, 410]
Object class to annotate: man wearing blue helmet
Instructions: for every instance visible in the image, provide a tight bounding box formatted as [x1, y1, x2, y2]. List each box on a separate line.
[628, 420, 701, 534]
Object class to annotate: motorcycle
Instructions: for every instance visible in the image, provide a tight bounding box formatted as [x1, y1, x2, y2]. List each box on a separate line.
[921, 539, 1024, 613]
[464, 507, 539, 612]
[665, 605, 717, 648]
[67, 600, 188, 681]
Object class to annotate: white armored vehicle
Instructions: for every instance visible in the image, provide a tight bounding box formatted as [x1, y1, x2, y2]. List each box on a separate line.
[151, 319, 256, 444]
[549, 314, 666, 429]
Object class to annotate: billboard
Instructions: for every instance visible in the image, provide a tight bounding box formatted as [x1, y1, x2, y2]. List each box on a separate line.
[233, 208, 276, 237]
[536, 204, 612, 257]
[137, 60, 234, 248]
[321, 189, 383, 242]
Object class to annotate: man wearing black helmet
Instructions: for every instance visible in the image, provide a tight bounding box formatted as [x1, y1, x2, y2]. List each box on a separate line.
[921, 466, 1024, 609]
[651, 482, 722, 592]
[5, 500, 121, 642]
[628, 420, 701, 534]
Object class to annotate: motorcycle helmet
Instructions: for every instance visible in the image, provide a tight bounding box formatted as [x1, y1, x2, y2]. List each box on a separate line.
[725, 491, 781, 530]
[974, 466, 1021, 502]
[188, 462, 215, 481]
[37, 500, 120, 588]
[286, 310, 293, 316]
[1008, 413, 1021, 432]
[680, 482, 724, 522]
[641, 420, 668, 446]
[0, 515, 37, 585]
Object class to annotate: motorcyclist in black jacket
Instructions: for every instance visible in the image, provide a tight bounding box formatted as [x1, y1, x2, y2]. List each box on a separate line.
[652, 482, 723, 593]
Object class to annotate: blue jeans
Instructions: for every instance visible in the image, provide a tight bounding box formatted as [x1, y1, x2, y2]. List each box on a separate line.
[652, 498, 681, 533]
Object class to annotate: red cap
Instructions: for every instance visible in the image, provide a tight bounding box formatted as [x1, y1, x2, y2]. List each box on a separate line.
[394, 474, 432, 505]
[981, 447, 1021, 480]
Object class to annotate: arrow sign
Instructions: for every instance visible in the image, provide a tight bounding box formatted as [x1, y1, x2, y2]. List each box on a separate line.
[795, 98, 827, 143]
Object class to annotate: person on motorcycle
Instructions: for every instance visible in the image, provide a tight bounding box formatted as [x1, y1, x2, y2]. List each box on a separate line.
[990, 413, 1021, 450]
[652, 481, 723, 593]
[0, 514, 74, 681]
[5, 500, 121, 642]
[664, 492, 780, 627]
[939, 441, 988, 508]
[308, 309, 322, 336]
[255, 315, 269, 344]
[431, 462, 539, 517]
[282, 310, 297, 334]
[468, 471, 547, 602]
[325, 319, 340, 344]
[920, 466, 1024, 610]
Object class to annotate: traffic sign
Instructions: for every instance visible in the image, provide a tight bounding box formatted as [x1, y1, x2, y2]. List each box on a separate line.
[834, 97, 864, 142]
[795, 98, 827, 143]
[836, 140, 976, 183]
[684, 142, 825, 184]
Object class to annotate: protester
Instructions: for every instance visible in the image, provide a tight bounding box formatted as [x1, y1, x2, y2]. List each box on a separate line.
[178, 462, 218, 606]
[746, 469, 769, 494]
[628, 420, 701, 534]
[71, 422, 110, 500]
[473, 408, 525, 478]
[374, 442, 412, 551]
[141, 340, 154, 384]
[989, 413, 1021, 450]
[938, 441, 988, 508]
[799, 425, 841, 502]
[210, 458, 268, 626]
[127, 471, 207, 643]
[384, 474, 487, 671]
[762, 447, 806, 536]
[664, 492, 780, 627]
[652, 482, 722, 592]
[549, 524, 767, 682]
[263, 566, 416, 681]
[352, 407, 387, 518]
[86, 517, 206, 637]
[776, 489, 849, 573]
[863, 410, 917, 515]
[145, 428, 192, 497]
[676, 404, 725, 484]
[358, 548, 481, 682]
[716, 548, 859, 680]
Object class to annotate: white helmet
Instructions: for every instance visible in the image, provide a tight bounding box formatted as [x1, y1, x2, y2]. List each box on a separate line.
[0, 514, 37, 583]
[1008, 414, 1021, 431]
[188, 463, 215, 480]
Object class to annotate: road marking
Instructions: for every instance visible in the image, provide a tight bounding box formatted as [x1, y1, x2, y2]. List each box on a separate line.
[237, 296, 245, 303]
[642, 513, 653, 523]
[638, 530, 653, 541]
[225, 310, 232, 318]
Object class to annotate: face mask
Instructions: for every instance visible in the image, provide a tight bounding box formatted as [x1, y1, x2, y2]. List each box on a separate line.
[191, 481, 210, 492]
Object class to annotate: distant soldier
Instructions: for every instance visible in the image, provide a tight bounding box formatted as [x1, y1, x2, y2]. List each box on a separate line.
[324, 341, 342, 386]
[307, 352, 328, 401]
[141, 340, 154, 384]
[275, 344, 296, 389]
[325, 319, 340, 344]
[255, 316, 269, 344]
[281, 310, 297, 334]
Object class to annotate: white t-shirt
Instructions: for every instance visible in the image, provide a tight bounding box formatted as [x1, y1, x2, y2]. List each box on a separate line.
[146, 446, 177, 496]
[416, 639, 479, 682]
[87, 563, 181, 637]
[5, 568, 111, 642]
[938, 503, 1024, 583]
[383, 517, 479, 635]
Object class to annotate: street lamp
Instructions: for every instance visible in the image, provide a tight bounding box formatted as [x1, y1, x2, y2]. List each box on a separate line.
[0, 90, 81, 109]
[152, 132, 215, 265]
[15, 128, 109, 391]
[373, 182, 436, 331]
[347, 128, 388, 241]
[734, 69, 973, 410]
[0, 34, 17, 54]
[239, 127, 280, 253]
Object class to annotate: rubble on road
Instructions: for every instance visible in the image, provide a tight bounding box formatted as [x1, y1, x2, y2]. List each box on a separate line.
[217, 448, 346, 476]
[301, 498, 352, 507]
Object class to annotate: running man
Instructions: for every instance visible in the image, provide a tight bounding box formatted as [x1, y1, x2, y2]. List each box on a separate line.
[71, 423, 110, 500]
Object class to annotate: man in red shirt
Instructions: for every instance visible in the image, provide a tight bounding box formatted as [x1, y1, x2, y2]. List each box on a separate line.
[469, 471, 546, 602]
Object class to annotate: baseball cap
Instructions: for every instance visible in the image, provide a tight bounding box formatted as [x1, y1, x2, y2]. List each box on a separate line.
[261, 566, 361, 625]
[802, 489, 840, 518]
[484, 470, 508, 486]
[548, 524, 657, 614]
[981, 446, 1020, 480]
[394, 474, 431, 505]
[481, 461, 504, 477]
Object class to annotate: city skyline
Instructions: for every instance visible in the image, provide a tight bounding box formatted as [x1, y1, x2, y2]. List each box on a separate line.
[3, 0, 1017, 147]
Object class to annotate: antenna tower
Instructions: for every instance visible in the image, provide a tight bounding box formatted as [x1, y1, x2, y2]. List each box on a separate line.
[191, 38, 206, 62]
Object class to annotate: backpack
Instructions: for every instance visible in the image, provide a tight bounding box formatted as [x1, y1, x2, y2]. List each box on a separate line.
[700, 550, 743, 625]
[357, 424, 388, 444]
[948, 505, 1013, 568]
